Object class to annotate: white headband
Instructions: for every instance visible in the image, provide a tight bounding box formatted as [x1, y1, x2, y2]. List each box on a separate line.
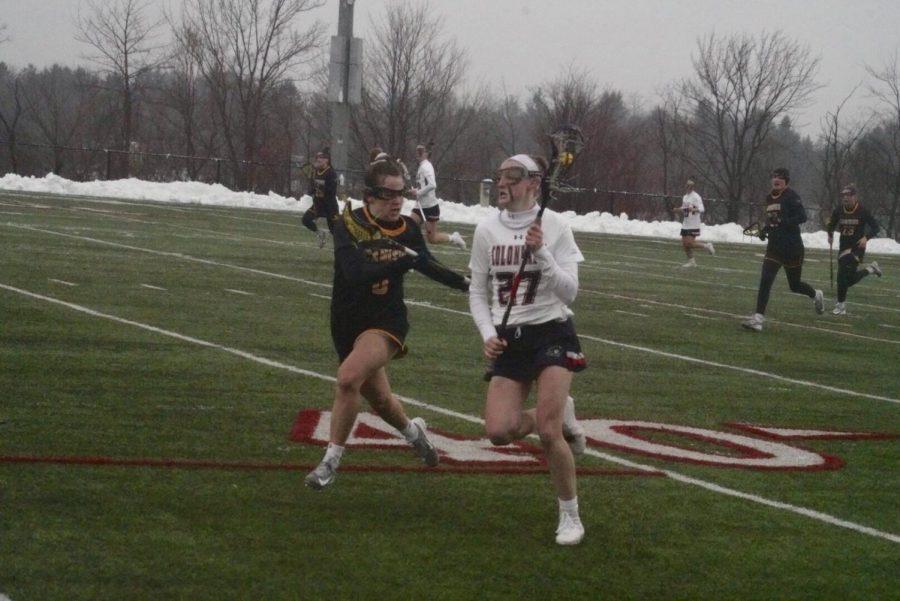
[508, 154, 541, 174]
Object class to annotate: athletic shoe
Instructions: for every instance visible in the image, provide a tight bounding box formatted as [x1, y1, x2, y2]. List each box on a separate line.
[869, 262, 883, 277]
[555, 512, 585, 546]
[304, 458, 338, 491]
[814, 289, 824, 315]
[706, 242, 716, 256]
[409, 417, 439, 467]
[316, 229, 328, 249]
[680, 258, 697, 268]
[832, 302, 846, 315]
[449, 231, 467, 250]
[741, 313, 764, 332]
[561, 396, 586, 456]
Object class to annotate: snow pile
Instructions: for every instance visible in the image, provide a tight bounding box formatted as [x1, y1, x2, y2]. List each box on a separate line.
[2, 172, 898, 255]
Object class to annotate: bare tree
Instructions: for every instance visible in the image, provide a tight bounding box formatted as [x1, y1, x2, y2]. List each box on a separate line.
[817, 86, 869, 217]
[866, 51, 900, 237]
[178, 0, 324, 189]
[20, 66, 101, 174]
[0, 63, 24, 173]
[76, 0, 163, 174]
[676, 31, 820, 222]
[352, 1, 481, 169]
[0, 23, 9, 44]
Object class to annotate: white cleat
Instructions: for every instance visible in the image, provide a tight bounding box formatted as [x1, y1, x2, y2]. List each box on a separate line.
[814, 289, 824, 315]
[555, 512, 585, 546]
[741, 313, 764, 332]
[561, 396, 586, 456]
[680, 258, 697, 268]
[304, 459, 338, 491]
[706, 242, 716, 256]
[409, 417, 439, 467]
[316, 229, 328, 249]
[832, 302, 846, 315]
[449, 231, 467, 250]
[868, 262, 883, 277]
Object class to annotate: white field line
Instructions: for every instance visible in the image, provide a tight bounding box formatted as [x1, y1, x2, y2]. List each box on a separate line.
[882, 324, 900, 330]
[580, 288, 900, 346]
[48, 278, 77, 287]
[1, 281, 897, 545]
[140, 284, 167, 291]
[4, 223, 330, 289]
[684, 313, 718, 320]
[11, 221, 895, 347]
[581, 261, 900, 313]
[224, 288, 254, 296]
[614, 310, 649, 317]
[6, 222, 898, 399]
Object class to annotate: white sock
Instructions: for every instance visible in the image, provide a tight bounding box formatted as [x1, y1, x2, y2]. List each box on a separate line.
[559, 496, 580, 518]
[401, 420, 420, 442]
[323, 442, 344, 466]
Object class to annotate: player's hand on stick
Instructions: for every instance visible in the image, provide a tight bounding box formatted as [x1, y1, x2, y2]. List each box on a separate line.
[483, 336, 507, 360]
[525, 220, 544, 252]
[857, 237, 868, 249]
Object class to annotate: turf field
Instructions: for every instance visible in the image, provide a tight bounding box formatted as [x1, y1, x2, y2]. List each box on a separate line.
[0, 189, 898, 600]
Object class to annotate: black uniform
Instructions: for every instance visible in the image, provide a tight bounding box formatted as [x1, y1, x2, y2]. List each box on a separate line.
[754, 187, 817, 314]
[330, 206, 468, 361]
[826, 203, 881, 302]
[302, 166, 339, 233]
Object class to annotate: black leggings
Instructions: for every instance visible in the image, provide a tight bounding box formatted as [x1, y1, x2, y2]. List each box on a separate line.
[836, 249, 870, 302]
[302, 200, 338, 233]
[755, 258, 816, 314]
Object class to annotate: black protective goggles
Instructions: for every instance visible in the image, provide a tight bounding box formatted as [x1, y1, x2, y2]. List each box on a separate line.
[369, 186, 407, 200]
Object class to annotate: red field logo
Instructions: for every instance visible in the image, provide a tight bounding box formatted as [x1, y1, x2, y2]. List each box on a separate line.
[291, 410, 895, 473]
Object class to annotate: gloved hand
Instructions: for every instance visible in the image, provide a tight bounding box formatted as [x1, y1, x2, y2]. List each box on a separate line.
[758, 225, 770, 241]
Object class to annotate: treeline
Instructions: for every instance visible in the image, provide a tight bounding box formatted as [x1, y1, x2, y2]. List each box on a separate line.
[0, 1, 898, 237]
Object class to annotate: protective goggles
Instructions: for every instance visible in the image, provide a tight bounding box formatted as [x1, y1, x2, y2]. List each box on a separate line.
[368, 185, 407, 200]
[492, 166, 540, 184]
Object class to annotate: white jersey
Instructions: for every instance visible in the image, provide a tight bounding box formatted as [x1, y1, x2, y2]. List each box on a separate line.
[679, 191, 704, 229]
[469, 206, 584, 333]
[416, 159, 438, 209]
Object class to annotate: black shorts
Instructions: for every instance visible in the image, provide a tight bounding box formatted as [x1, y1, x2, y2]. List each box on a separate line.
[680, 228, 700, 238]
[764, 245, 804, 268]
[838, 247, 864, 267]
[417, 204, 440, 222]
[492, 318, 587, 382]
[331, 312, 408, 363]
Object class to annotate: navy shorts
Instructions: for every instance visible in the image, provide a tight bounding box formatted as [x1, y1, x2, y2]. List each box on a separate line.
[492, 318, 587, 382]
[764, 244, 804, 268]
[417, 204, 440, 222]
[680, 228, 700, 238]
[331, 313, 408, 363]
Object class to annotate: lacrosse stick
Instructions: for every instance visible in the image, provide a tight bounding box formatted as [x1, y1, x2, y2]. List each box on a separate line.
[483, 125, 585, 381]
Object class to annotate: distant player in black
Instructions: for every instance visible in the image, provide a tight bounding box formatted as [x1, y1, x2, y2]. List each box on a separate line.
[742, 168, 823, 331]
[304, 156, 469, 490]
[826, 184, 883, 315]
[301, 148, 339, 248]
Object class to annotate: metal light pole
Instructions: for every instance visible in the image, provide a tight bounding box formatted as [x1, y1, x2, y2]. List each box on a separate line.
[328, 0, 362, 183]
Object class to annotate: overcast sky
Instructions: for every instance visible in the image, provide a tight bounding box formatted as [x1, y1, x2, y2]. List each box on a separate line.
[1, 0, 898, 135]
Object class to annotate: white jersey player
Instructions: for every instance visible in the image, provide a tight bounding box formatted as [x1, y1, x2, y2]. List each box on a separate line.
[468, 153, 588, 546]
[409, 144, 466, 249]
[675, 177, 714, 267]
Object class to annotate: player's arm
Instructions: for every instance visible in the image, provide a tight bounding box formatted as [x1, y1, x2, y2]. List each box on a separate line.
[779, 195, 807, 226]
[324, 169, 338, 203]
[333, 222, 414, 284]
[406, 225, 468, 291]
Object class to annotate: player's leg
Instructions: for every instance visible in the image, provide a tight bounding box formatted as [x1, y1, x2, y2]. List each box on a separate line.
[361, 366, 438, 467]
[484, 376, 533, 445]
[535, 366, 583, 545]
[302, 204, 319, 233]
[305, 331, 397, 490]
[744, 258, 780, 330]
[784, 259, 822, 314]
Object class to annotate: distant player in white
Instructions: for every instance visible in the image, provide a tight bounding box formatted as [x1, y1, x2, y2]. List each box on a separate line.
[468, 153, 588, 546]
[675, 177, 715, 267]
[409, 144, 466, 249]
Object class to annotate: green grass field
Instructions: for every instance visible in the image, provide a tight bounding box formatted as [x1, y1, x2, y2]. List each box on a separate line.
[1, 189, 898, 600]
